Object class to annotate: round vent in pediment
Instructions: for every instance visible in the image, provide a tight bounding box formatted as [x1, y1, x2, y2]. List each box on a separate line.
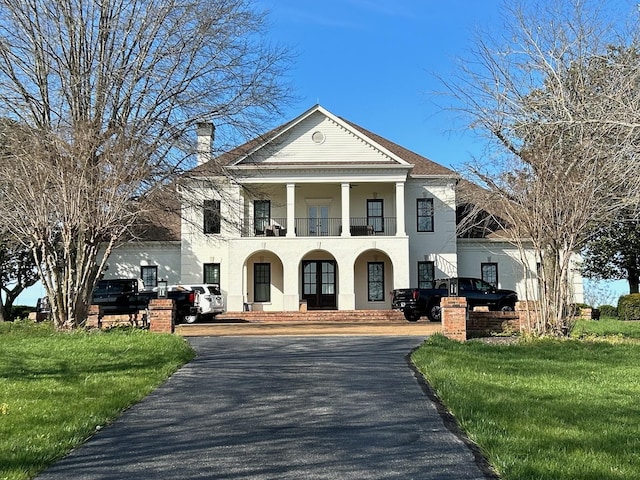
[311, 130, 325, 144]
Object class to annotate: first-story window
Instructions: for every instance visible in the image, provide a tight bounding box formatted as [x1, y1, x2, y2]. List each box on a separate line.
[203, 199, 221, 234]
[418, 261, 435, 289]
[254, 263, 271, 302]
[481, 262, 498, 287]
[368, 262, 384, 301]
[140, 265, 158, 289]
[203, 263, 220, 285]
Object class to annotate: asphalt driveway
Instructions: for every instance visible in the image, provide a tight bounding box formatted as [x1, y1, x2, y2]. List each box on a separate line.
[37, 336, 494, 479]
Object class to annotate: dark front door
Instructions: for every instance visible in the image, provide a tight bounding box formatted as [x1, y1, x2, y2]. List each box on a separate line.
[302, 260, 337, 310]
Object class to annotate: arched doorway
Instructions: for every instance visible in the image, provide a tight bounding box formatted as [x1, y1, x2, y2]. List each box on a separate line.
[244, 250, 284, 311]
[301, 250, 338, 310]
[354, 249, 394, 310]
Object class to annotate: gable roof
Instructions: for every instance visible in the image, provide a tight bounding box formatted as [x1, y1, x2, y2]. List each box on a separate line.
[340, 118, 456, 177]
[191, 105, 458, 178]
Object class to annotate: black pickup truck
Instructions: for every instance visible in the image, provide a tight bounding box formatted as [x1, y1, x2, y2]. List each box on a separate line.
[392, 277, 518, 322]
[91, 279, 199, 323]
[36, 279, 200, 324]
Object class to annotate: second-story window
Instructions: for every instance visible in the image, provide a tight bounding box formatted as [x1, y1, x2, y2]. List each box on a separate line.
[417, 198, 434, 232]
[203, 199, 221, 234]
[254, 200, 271, 235]
[367, 199, 384, 233]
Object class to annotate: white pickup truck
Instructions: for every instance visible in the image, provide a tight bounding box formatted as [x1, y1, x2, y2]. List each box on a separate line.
[172, 284, 225, 323]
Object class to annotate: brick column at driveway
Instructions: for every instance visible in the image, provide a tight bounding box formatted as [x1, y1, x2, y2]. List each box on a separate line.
[148, 299, 175, 333]
[85, 305, 102, 329]
[442, 296, 468, 341]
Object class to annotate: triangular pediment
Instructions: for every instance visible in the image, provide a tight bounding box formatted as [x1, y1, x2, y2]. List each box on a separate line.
[230, 105, 412, 168]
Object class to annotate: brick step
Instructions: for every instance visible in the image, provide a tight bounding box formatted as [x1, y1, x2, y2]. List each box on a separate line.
[175, 321, 441, 337]
[215, 309, 406, 323]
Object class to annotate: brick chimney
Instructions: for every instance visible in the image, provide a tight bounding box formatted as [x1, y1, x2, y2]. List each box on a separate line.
[196, 122, 214, 166]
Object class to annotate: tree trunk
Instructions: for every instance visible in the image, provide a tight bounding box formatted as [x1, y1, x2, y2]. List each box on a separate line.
[628, 266, 640, 294]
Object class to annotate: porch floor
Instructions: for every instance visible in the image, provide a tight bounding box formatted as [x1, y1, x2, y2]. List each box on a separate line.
[175, 310, 442, 337]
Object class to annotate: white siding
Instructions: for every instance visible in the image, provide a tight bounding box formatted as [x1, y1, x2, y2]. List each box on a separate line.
[248, 111, 401, 165]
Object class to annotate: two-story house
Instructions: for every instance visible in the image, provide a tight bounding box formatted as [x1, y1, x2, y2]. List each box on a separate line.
[103, 105, 583, 312]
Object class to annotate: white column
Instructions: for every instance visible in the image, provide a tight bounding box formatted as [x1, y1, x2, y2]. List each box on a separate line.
[395, 182, 406, 236]
[341, 183, 350, 237]
[286, 183, 296, 237]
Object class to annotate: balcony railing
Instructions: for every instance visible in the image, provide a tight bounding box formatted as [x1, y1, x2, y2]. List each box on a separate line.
[241, 217, 397, 237]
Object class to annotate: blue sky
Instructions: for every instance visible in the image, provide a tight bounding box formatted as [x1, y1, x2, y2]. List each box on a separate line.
[261, 0, 501, 170]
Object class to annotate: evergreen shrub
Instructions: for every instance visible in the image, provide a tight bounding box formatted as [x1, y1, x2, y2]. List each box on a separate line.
[617, 294, 640, 321]
[598, 304, 618, 318]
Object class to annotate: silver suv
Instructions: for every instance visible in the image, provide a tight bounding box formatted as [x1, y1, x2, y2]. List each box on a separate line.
[175, 284, 225, 323]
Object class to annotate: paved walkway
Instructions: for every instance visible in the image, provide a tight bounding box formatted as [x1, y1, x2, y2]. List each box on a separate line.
[37, 336, 494, 480]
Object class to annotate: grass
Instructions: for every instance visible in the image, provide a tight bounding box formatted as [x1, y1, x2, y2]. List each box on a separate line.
[572, 317, 640, 339]
[411, 326, 640, 480]
[0, 321, 195, 480]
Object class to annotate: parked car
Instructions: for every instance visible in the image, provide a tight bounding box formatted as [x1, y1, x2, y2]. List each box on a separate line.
[36, 279, 200, 324]
[170, 284, 225, 323]
[392, 277, 518, 322]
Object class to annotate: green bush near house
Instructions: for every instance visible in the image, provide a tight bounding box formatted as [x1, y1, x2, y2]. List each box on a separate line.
[412, 333, 640, 480]
[597, 304, 617, 318]
[0, 321, 194, 480]
[9, 305, 36, 321]
[617, 293, 640, 320]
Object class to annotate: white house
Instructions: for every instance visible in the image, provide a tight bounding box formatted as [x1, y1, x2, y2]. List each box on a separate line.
[103, 105, 583, 312]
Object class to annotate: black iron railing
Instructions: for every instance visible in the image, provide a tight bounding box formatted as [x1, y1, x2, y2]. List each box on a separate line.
[241, 217, 396, 237]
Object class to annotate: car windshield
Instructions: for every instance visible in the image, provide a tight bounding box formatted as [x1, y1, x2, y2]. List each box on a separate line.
[206, 285, 221, 295]
[474, 279, 494, 292]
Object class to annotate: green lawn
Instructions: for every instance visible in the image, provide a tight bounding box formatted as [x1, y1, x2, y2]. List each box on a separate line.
[572, 317, 640, 339]
[0, 321, 194, 480]
[411, 322, 640, 480]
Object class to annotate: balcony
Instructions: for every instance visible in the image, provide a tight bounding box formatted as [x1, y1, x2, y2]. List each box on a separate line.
[241, 217, 397, 237]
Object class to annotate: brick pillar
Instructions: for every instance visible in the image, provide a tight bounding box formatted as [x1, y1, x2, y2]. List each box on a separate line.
[86, 305, 103, 329]
[516, 300, 540, 334]
[441, 297, 468, 341]
[148, 299, 175, 333]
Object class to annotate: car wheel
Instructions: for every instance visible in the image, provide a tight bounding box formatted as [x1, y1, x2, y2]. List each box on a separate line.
[500, 304, 515, 312]
[427, 302, 441, 322]
[184, 314, 198, 324]
[403, 309, 420, 322]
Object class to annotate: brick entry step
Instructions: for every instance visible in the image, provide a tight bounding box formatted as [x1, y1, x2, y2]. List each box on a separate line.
[214, 310, 407, 323]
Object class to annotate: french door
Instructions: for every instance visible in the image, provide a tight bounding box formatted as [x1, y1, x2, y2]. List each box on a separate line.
[308, 205, 329, 236]
[302, 260, 337, 309]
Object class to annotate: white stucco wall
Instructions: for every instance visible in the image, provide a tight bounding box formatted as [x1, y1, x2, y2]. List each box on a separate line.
[457, 240, 584, 304]
[403, 179, 459, 286]
[100, 241, 182, 284]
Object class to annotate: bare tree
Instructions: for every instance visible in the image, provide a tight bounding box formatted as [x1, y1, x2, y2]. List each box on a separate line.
[443, 0, 640, 335]
[0, 235, 39, 321]
[0, 0, 292, 329]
